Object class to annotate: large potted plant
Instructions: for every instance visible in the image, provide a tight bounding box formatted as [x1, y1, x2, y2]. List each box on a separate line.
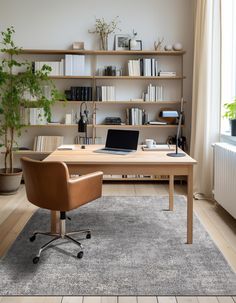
[223, 97, 236, 136]
[0, 27, 60, 194]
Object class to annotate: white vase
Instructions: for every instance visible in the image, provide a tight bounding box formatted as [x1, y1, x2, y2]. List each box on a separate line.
[173, 43, 183, 51]
[130, 38, 138, 49]
[164, 44, 172, 51]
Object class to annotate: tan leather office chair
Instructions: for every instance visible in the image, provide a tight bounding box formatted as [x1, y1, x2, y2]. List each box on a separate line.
[21, 157, 103, 264]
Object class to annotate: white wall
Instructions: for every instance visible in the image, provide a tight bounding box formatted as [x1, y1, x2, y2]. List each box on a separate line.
[0, 0, 195, 163]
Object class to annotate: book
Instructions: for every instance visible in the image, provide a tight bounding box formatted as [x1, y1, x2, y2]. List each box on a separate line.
[72, 55, 85, 76]
[65, 54, 73, 76]
[57, 145, 75, 150]
[148, 121, 167, 125]
[159, 71, 177, 77]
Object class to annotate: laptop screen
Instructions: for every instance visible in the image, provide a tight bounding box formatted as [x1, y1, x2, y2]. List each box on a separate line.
[105, 129, 139, 150]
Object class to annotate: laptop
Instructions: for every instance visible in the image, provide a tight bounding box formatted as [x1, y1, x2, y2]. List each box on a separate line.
[95, 129, 139, 155]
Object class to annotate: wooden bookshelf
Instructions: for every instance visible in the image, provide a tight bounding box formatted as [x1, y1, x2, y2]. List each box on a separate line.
[95, 124, 183, 129]
[94, 76, 185, 80]
[21, 49, 186, 56]
[23, 124, 93, 128]
[50, 75, 185, 80]
[93, 100, 186, 105]
[18, 48, 186, 160]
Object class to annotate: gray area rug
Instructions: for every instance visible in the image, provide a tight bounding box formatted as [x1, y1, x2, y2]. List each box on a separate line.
[0, 196, 236, 296]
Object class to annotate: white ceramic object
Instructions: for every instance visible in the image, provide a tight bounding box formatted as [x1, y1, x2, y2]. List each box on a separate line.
[130, 38, 138, 48]
[164, 44, 172, 51]
[173, 43, 183, 51]
[145, 139, 156, 149]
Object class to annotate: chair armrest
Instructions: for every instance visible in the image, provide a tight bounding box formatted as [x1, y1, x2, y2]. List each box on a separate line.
[67, 171, 103, 210]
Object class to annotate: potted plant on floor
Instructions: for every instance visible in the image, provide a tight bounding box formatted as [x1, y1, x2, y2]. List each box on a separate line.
[0, 27, 61, 194]
[223, 97, 236, 136]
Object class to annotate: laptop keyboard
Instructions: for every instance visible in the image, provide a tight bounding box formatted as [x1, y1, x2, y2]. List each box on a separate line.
[104, 148, 133, 152]
[94, 148, 134, 155]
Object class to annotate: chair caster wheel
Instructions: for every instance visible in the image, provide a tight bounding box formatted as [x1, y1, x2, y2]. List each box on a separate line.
[30, 235, 36, 242]
[86, 233, 91, 239]
[77, 251, 83, 259]
[33, 256, 40, 264]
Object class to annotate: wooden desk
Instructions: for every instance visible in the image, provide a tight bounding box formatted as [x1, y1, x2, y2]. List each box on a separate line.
[44, 145, 197, 244]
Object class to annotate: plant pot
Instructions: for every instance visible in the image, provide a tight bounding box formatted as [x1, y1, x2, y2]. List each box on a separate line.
[0, 168, 23, 195]
[230, 119, 236, 136]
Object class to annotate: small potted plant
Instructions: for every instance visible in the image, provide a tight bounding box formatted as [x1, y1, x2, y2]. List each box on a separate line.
[0, 27, 61, 194]
[223, 97, 236, 136]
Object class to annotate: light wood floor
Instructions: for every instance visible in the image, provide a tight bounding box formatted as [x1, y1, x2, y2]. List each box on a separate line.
[0, 183, 236, 302]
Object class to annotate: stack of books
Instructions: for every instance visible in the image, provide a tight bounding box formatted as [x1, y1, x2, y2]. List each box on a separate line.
[128, 60, 141, 76]
[143, 84, 163, 102]
[159, 71, 177, 77]
[33, 136, 64, 152]
[126, 108, 144, 125]
[128, 58, 159, 76]
[65, 55, 85, 76]
[65, 86, 93, 101]
[96, 86, 116, 101]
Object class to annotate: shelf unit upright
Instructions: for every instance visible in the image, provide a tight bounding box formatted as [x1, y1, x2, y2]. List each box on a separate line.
[18, 49, 186, 151]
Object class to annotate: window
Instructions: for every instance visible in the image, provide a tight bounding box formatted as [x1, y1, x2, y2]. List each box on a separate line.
[221, 0, 236, 135]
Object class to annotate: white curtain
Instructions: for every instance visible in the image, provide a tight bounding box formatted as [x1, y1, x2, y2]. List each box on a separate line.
[190, 0, 221, 197]
[221, 0, 236, 127]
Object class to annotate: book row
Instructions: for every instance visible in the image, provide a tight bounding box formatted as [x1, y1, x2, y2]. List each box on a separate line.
[33, 56, 177, 78]
[128, 58, 159, 77]
[65, 86, 93, 101]
[96, 86, 116, 101]
[143, 84, 164, 102]
[126, 107, 145, 125]
[33, 136, 64, 152]
[34, 55, 85, 76]
[128, 58, 178, 77]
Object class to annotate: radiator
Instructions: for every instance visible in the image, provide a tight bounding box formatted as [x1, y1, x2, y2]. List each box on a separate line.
[213, 143, 236, 219]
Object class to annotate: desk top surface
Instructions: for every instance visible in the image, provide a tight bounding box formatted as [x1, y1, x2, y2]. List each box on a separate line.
[44, 145, 197, 165]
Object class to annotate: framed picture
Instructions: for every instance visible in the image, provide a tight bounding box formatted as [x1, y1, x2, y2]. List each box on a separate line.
[114, 34, 130, 50]
[129, 39, 142, 51]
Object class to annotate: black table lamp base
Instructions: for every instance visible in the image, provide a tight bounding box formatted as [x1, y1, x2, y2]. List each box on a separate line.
[167, 152, 186, 157]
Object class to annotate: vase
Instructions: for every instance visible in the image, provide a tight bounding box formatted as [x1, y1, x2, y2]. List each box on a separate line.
[100, 33, 108, 50]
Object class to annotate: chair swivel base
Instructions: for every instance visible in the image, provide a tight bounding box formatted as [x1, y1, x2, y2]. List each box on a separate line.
[30, 213, 91, 264]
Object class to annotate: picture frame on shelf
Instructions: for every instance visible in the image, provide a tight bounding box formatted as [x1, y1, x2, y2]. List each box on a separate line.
[114, 34, 130, 50]
[129, 39, 142, 51]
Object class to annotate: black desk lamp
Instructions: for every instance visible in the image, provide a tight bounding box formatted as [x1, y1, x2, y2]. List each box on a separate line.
[78, 102, 89, 144]
[167, 98, 185, 157]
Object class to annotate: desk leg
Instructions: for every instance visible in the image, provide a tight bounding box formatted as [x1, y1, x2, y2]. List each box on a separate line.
[187, 166, 193, 244]
[169, 175, 174, 211]
[51, 211, 60, 234]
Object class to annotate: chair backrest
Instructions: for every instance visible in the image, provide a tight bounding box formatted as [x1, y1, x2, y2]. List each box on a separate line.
[21, 157, 70, 211]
